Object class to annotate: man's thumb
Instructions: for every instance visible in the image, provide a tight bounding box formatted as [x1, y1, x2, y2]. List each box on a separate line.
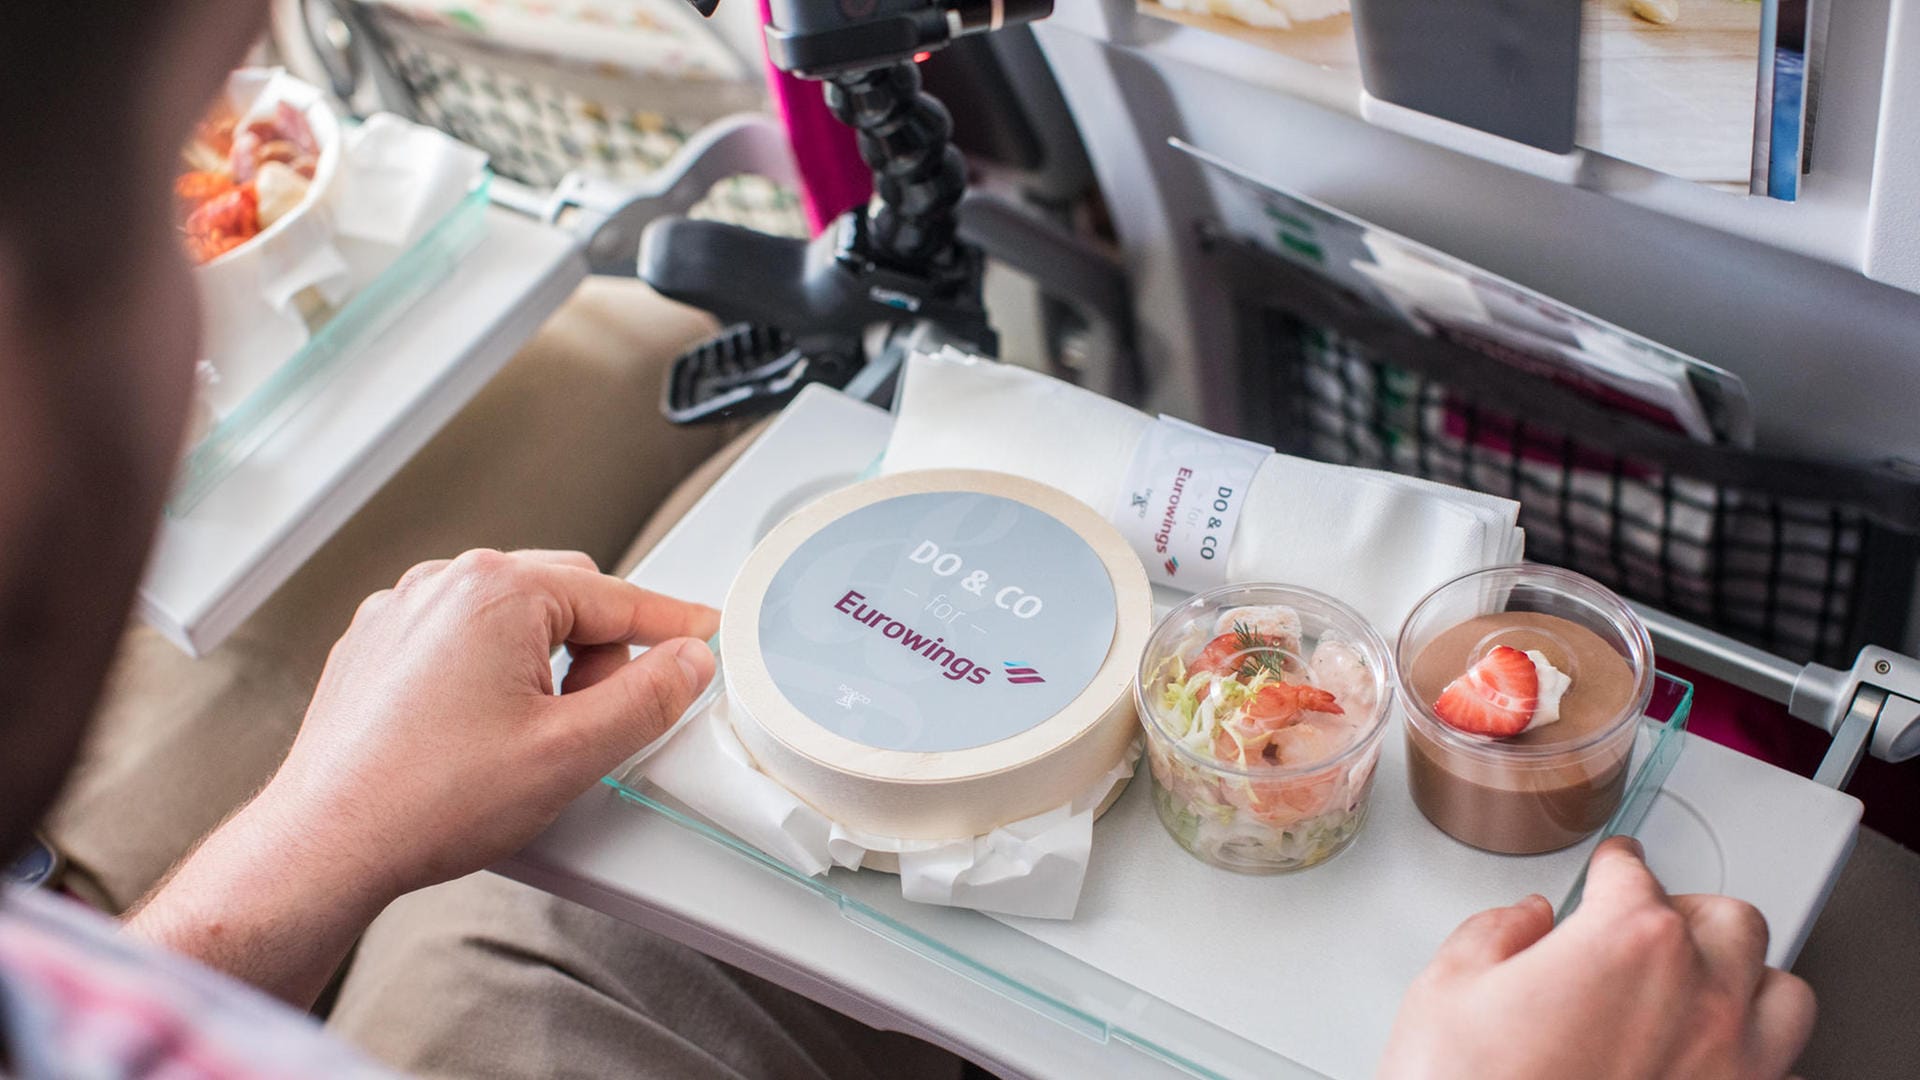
[567, 637, 716, 754]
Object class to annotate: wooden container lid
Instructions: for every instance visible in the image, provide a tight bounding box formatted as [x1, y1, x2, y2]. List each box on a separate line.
[722, 469, 1153, 840]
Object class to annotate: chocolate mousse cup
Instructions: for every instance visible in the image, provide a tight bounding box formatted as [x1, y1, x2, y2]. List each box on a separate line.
[1397, 566, 1655, 855]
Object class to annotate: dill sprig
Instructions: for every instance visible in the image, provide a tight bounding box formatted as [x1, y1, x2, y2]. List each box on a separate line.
[1232, 620, 1289, 682]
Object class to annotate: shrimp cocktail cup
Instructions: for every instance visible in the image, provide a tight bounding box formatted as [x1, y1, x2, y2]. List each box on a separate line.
[1136, 584, 1395, 874]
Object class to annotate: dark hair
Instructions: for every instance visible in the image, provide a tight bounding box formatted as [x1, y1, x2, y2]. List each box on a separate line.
[0, 3, 176, 300]
[0, 1, 203, 875]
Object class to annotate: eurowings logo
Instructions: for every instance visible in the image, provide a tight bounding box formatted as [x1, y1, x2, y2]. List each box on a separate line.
[1164, 556, 1180, 577]
[1003, 662, 1046, 685]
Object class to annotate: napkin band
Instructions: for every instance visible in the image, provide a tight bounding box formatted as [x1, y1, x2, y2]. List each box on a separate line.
[1107, 415, 1274, 592]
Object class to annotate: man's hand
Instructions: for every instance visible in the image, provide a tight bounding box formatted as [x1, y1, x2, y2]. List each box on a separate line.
[259, 547, 717, 897]
[128, 550, 717, 1004]
[1378, 837, 1816, 1080]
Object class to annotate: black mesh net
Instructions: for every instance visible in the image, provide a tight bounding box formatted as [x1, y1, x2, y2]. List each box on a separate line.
[1246, 312, 1907, 667]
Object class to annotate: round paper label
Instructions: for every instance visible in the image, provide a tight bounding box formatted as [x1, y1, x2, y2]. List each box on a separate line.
[756, 490, 1119, 753]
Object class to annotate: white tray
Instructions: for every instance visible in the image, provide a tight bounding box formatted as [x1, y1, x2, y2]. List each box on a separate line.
[524, 385, 1862, 1079]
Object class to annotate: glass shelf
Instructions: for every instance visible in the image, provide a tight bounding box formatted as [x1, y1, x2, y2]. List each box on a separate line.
[169, 173, 494, 515]
[601, 671, 1694, 1078]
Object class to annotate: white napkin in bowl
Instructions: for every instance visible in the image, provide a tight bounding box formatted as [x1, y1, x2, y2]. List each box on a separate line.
[880, 349, 1524, 637]
[330, 114, 488, 256]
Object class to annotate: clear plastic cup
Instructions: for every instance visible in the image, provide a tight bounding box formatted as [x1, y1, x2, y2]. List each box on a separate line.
[1135, 583, 1395, 874]
[1397, 565, 1655, 854]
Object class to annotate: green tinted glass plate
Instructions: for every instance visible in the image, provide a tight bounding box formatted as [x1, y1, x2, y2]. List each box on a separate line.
[601, 672, 1694, 1078]
[1559, 671, 1694, 915]
[170, 173, 494, 515]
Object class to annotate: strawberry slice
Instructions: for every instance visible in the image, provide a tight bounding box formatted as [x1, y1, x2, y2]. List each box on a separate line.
[1432, 645, 1539, 737]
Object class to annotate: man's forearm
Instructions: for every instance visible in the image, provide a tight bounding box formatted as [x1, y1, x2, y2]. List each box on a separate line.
[125, 784, 398, 1008]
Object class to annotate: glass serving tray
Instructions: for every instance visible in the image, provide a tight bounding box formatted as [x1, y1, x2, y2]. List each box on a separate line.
[601, 671, 1694, 1079]
[169, 172, 494, 515]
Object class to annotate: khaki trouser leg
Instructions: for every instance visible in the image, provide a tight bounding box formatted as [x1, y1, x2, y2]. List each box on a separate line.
[326, 872, 965, 1080]
[613, 418, 773, 575]
[45, 278, 727, 913]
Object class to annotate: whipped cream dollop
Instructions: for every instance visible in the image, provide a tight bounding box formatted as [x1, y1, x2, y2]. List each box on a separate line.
[1522, 650, 1572, 732]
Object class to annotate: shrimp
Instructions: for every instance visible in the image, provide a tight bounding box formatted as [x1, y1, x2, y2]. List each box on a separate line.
[1189, 626, 1306, 681]
[1211, 605, 1303, 669]
[1221, 760, 1341, 822]
[1208, 685, 1355, 823]
[229, 103, 320, 183]
[1211, 604, 1302, 649]
[1241, 682, 1342, 734]
[182, 185, 259, 264]
[1219, 773, 1309, 826]
[1277, 767, 1340, 817]
[1214, 684, 1342, 769]
[1190, 632, 1250, 678]
[1212, 726, 1243, 763]
[1308, 639, 1377, 715]
[175, 170, 237, 220]
[1212, 723, 1274, 765]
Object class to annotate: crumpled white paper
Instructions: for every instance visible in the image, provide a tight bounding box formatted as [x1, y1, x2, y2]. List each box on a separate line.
[884, 748, 1136, 916]
[621, 684, 1139, 920]
[330, 114, 488, 253]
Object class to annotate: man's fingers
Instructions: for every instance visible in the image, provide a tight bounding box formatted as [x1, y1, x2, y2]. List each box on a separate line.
[563, 638, 716, 756]
[560, 642, 632, 695]
[392, 550, 590, 599]
[1749, 968, 1816, 1078]
[522, 562, 720, 648]
[1575, 836, 1670, 918]
[1671, 894, 1770, 998]
[1431, 894, 1555, 973]
[427, 549, 717, 647]
[391, 558, 452, 595]
[513, 549, 599, 572]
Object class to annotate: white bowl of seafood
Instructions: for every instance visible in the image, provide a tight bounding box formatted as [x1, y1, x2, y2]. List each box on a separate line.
[178, 68, 344, 422]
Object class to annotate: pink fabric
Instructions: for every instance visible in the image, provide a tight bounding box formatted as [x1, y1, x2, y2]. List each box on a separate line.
[758, 0, 872, 234]
[1667, 660, 1781, 763]
[1665, 660, 1920, 851]
[0, 888, 394, 1079]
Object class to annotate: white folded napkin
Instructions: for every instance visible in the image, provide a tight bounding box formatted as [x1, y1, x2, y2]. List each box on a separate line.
[881, 349, 1524, 636]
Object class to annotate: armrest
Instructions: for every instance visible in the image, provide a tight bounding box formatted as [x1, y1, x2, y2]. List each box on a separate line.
[543, 113, 801, 275]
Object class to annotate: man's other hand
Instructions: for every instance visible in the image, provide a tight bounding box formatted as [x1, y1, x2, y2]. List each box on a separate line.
[1378, 836, 1816, 1080]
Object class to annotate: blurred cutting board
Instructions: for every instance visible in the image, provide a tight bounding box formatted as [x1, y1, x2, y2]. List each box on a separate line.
[1135, 0, 1765, 191]
[1577, 0, 1764, 187]
[1135, 2, 1359, 71]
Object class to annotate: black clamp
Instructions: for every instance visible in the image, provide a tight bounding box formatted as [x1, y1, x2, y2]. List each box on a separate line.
[649, 59, 994, 424]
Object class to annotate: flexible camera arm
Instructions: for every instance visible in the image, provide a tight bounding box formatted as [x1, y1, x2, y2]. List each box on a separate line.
[645, 0, 1051, 423]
